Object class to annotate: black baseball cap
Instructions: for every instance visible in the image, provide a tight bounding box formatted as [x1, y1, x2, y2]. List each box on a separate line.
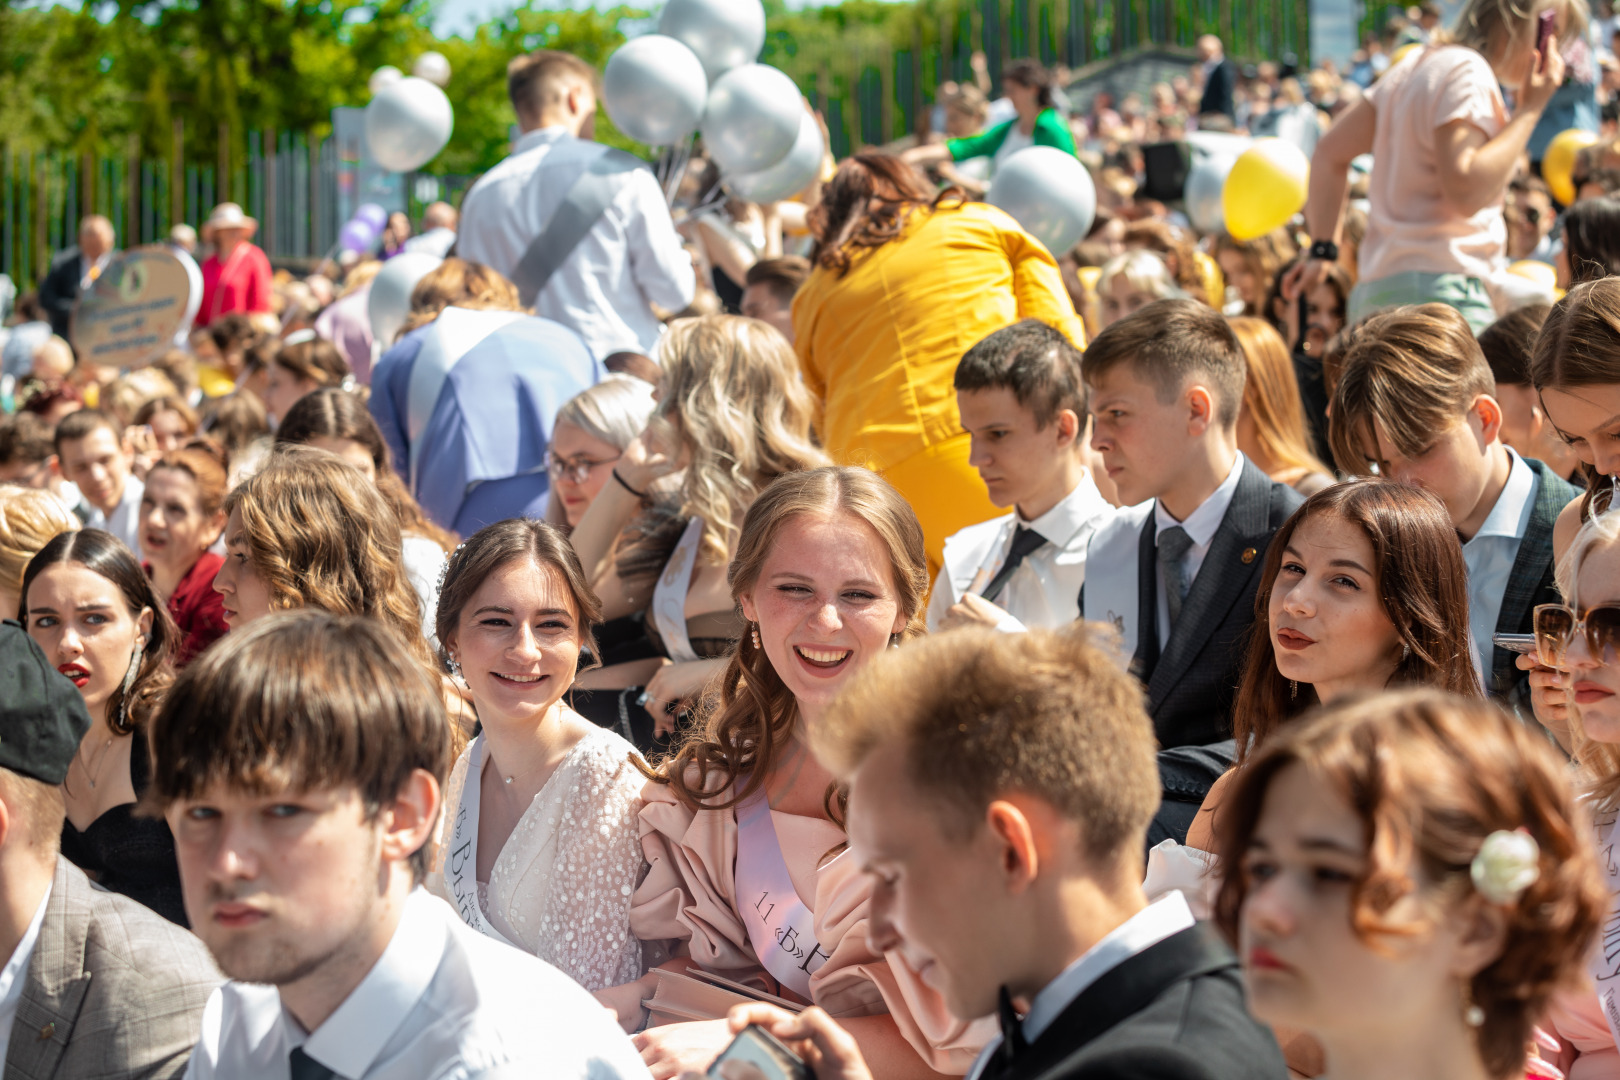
[0, 619, 91, 784]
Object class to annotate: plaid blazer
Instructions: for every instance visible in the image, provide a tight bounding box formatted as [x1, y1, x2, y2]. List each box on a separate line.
[1490, 458, 1579, 709]
[4, 859, 220, 1080]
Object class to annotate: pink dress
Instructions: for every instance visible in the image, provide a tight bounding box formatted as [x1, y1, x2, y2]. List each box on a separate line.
[1547, 989, 1620, 1079]
[629, 772, 995, 1074]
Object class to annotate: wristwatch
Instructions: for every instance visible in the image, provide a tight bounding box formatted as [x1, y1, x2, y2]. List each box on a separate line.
[1308, 239, 1340, 262]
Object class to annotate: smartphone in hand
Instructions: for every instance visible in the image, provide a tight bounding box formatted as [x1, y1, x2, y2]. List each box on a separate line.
[706, 1025, 815, 1080]
[1492, 633, 1539, 656]
[1537, 9, 1556, 54]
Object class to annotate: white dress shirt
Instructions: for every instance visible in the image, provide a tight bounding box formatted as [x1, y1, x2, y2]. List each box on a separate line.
[1464, 448, 1539, 676]
[966, 892, 1197, 1080]
[86, 474, 144, 556]
[927, 471, 1115, 633]
[185, 888, 652, 1080]
[457, 127, 695, 362]
[1153, 453, 1245, 650]
[0, 886, 51, 1068]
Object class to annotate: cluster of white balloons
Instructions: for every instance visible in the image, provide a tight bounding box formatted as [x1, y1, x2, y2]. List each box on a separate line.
[602, 0, 824, 204]
[365, 54, 456, 173]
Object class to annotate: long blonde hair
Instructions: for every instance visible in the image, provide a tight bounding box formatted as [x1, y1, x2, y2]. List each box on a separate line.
[648, 467, 929, 812]
[0, 488, 77, 601]
[1555, 506, 1620, 810]
[1229, 317, 1331, 482]
[651, 316, 827, 565]
[1444, 0, 1588, 60]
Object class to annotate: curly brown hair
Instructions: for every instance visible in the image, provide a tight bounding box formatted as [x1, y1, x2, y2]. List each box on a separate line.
[1214, 689, 1606, 1080]
[808, 153, 964, 277]
[647, 467, 929, 813]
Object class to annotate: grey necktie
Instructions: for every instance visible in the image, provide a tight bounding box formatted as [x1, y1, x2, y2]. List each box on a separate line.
[1158, 525, 1195, 632]
[290, 1048, 341, 1080]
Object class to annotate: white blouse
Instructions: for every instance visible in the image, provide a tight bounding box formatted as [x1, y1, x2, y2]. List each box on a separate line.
[427, 725, 648, 991]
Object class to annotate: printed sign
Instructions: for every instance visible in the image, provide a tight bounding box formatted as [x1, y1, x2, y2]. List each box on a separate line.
[70, 247, 192, 369]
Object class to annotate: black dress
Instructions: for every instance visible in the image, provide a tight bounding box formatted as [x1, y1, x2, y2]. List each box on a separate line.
[60, 734, 188, 927]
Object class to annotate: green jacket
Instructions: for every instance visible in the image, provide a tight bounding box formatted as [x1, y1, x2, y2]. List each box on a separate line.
[946, 108, 1076, 162]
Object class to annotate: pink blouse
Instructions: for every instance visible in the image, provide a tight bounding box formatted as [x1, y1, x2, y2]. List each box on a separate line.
[628, 772, 995, 1073]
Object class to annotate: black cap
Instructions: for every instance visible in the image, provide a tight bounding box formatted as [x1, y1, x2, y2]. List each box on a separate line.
[0, 619, 91, 784]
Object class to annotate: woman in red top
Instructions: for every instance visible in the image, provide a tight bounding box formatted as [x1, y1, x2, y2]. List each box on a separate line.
[138, 442, 229, 665]
[197, 202, 272, 327]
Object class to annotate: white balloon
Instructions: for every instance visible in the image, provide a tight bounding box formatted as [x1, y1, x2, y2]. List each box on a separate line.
[658, 0, 765, 81]
[413, 51, 452, 87]
[1184, 149, 1239, 236]
[369, 66, 403, 95]
[986, 147, 1097, 257]
[368, 253, 444, 348]
[603, 35, 708, 146]
[365, 76, 454, 173]
[726, 110, 823, 203]
[701, 64, 802, 175]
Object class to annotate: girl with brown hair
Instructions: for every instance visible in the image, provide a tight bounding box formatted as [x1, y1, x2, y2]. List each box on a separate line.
[1214, 689, 1604, 1080]
[596, 467, 991, 1077]
[790, 151, 1084, 576]
[261, 333, 351, 426]
[1213, 230, 1296, 318]
[138, 442, 230, 665]
[1228, 317, 1335, 495]
[23, 528, 188, 924]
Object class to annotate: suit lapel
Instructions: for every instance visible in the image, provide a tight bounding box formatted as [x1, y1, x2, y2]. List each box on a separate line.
[1133, 515, 1160, 680]
[1012, 925, 1239, 1080]
[6, 863, 93, 1080]
[1491, 460, 1575, 692]
[1147, 461, 1271, 707]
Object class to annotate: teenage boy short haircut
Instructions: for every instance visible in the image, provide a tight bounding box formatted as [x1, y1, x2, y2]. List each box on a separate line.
[744, 256, 811, 306]
[1477, 303, 1551, 389]
[145, 610, 454, 880]
[1079, 298, 1246, 430]
[507, 50, 598, 121]
[814, 626, 1160, 861]
[953, 319, 1087, 429]
[52, 409, 119, 457]
[1328, 303, 1494, 475]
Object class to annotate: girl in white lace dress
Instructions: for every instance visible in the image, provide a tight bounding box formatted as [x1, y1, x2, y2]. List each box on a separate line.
[425, 518, 647, 991]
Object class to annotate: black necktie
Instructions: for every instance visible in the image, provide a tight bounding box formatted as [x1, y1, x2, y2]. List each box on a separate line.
[289, 1047, 340, 1080]
[986, 984, 1027, 1079]
[982, 527, 1047, 603]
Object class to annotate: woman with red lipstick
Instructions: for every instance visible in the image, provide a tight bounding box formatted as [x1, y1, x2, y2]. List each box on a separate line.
[423, 518, 647, 993]
[139, 442, 229, 666]
[1214, 690, 1604, 1080]
[598, 467, 992, 1079]
[22, 528, 190, 926]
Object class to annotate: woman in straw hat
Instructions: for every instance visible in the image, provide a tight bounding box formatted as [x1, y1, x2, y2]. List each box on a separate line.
[197, 202, 271, 328]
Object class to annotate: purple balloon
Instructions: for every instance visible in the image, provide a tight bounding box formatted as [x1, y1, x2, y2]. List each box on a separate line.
[355, 203, 388, 231]
[339, 219, 377, 253]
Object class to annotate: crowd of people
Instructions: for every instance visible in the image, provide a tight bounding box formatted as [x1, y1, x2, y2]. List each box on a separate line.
[5, 0, 1620, 1076]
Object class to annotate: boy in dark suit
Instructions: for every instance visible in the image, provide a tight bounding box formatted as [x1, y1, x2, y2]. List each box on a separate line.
[706, 628, 1285, 1080]
[1329, 303, 1576, 711]
[1080, 299, 1303, 749]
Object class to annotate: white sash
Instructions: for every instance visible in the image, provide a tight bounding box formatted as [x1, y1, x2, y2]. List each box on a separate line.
[1082, 500, 1155, 649]
[733, 783, 832, 1000]
[940, 516, 1016, 605]
[652, 517, 704, 663]
[440, 736, 516, 948]
[1589, 807, 1620, 1050]
[405, 307, 528, 492]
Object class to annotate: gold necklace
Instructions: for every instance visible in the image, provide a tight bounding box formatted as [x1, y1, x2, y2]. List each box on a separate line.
[75, 735, 117, 790]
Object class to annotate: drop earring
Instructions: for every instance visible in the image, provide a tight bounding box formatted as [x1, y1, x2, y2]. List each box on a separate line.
[751, 624, 761, 649]
[1462, 984, 1484, 1027]
[117, 641, 143, 728]
[1289, 679, 1297, 701]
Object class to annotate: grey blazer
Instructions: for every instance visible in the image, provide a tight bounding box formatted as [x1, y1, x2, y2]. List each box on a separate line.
[5, 859, 219, 1080]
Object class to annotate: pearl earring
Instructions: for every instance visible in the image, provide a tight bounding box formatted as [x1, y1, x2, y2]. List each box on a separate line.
[750, 624, 760, 649]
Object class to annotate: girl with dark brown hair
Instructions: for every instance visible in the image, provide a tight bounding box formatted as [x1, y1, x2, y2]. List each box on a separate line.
[792, 151, 1085, 577]
[596, 467, 990, 1077]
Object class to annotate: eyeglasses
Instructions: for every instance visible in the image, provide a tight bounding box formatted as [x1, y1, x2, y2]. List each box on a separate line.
[1533, 602, 1620, 666]
[546, 451, 621, 484]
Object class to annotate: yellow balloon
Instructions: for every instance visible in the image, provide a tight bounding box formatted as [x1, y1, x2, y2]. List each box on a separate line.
[1077, 265, 1103, 293]
[1390, 42, 1420, 67]
[1507, 259, 1557, 291]
[1223, 138, 1311, 242]
[1194, 250, 1224, 305]
[1542, 128, 1600, 206]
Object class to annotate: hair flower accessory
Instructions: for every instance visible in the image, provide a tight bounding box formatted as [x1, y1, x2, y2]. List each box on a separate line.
[1471, 828, 1541, 905]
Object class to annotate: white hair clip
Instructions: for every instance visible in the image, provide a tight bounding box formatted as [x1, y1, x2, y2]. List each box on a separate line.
[282, 328, 317, 347]
[1470, 829, 1541, 905]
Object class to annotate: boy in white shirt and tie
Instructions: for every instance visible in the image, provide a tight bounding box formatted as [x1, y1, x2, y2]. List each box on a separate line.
[928, 320, 1115, 633]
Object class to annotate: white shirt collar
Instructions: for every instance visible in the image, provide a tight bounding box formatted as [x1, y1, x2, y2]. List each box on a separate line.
[1154, 452, 1245, 548]
[0, 884, 51, 1011]
[511, 125, 576, 155]
[1021, 892, 1196, 1043]
[1469, 448, 1537, 543]
[294, 888, 448, 1077]
[1017, 470, 1113, 546]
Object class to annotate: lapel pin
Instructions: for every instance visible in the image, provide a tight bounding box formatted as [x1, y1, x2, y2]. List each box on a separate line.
[1240, 547, 1258, 564]
[38, 1022, 54, 1040]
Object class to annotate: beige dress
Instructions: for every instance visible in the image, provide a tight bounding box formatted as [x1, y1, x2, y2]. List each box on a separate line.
[427, 725, 648, 991]
[629, 771, 995, 1074]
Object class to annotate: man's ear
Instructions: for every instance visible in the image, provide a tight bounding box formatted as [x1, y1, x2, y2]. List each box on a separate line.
[1472, 394, 1505, 448]
[984, 799, 1040, 895]
[380, 768, 441, 869]
[1054, 409, 1081, 449]
[1185, 385, 1215, 434]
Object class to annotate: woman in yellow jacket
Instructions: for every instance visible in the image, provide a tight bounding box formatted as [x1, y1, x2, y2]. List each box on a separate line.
[792, 152, 1086, 576]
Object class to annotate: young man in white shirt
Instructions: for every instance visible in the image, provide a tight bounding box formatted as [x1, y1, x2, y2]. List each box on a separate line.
[928, 320, 1113, 633]
[54, 410, 143, 552]
[151, 611, 651, 1080]
[457, 50, 694, 362]
[1328, 303, 1576, 709]
[706, 628, 1286, 1080]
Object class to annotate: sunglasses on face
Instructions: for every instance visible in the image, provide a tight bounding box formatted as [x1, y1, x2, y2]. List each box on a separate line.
[1533, 602, 1620, 666]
